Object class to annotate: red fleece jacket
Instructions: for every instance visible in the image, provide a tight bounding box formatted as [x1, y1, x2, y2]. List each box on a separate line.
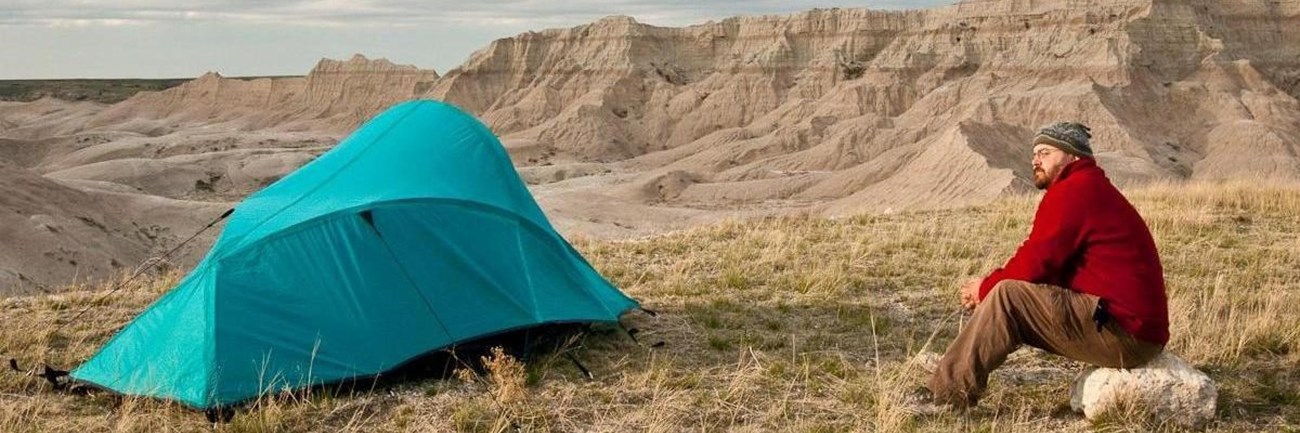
[979, 158, 1169, 345]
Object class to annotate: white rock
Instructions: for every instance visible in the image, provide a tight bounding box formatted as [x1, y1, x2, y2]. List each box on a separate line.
[1070, 352, 1217, 428]
[911, 350, 941, 374]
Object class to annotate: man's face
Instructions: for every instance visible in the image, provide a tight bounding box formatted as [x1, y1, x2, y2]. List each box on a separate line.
[1032, 144, 1078, 190]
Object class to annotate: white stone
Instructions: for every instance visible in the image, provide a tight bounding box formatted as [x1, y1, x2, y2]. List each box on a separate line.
[911, 350, 941, 374]
[1070, 352, 1217, 428]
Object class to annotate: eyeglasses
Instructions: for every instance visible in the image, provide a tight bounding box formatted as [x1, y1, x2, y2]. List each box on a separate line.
[1032, 148, 1061, 160]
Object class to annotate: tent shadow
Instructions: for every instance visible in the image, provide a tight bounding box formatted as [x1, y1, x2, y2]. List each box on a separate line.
[198, 322, 623, 422]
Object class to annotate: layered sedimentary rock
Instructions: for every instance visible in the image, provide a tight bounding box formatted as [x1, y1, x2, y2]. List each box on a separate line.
[0, 161, 224, 293]
[12, 1, 1299, 209]
[87, 54, 439, 134]
[430, 0, 1300, 212]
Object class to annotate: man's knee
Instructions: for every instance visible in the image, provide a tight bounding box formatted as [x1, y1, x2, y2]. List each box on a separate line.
[987, 279, 1034, 303]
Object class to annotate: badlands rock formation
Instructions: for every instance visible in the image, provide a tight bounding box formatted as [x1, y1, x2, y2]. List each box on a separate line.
[430, 0, 1300, 214]
[0, 159, 225, 293]
[88, 54, 439, 135]
[2, 0, 1299, 292]
[0, 55, 430, 293]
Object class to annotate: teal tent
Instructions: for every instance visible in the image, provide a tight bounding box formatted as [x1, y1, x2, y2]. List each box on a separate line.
[71, 100, 639, 409]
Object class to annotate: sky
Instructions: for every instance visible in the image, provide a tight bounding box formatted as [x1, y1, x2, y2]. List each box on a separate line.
[1, 1, 953, 80]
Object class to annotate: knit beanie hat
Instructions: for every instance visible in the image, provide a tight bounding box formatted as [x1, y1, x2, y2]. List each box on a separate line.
[1033, 122, 1093, 158]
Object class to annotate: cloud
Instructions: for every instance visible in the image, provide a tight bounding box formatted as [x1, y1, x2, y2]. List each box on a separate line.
[1, 0, 953, 28]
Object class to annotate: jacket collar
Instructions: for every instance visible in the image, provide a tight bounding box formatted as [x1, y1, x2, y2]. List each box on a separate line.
[1052, 157, 1098, 187]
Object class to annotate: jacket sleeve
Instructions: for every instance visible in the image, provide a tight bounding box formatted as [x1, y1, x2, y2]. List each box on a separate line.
[978, 189, 1087, 300]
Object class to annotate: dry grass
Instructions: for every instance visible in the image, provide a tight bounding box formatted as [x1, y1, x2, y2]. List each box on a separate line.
[1, 181, 1298, 432]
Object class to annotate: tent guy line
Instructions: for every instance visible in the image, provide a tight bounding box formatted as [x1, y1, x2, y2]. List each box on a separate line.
[6, 207, 235, 390]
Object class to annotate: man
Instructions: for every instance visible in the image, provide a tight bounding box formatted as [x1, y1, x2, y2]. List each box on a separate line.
[925, 121, 1169, 409]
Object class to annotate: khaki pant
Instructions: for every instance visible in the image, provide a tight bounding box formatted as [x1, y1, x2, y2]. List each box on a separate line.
[927, 279, 1164, 407]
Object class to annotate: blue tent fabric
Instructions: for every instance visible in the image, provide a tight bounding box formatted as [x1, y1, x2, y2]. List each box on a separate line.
[70, 100, 639, 408]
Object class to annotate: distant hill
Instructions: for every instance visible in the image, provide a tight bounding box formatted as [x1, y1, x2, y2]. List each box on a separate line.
[0, 77, 299, 104]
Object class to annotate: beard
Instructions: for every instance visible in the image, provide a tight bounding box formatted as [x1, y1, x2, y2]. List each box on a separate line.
[1033, 168, 1051, 190]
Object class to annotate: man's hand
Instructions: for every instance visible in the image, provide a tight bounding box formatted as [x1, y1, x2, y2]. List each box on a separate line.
[960, 278, 981, 310]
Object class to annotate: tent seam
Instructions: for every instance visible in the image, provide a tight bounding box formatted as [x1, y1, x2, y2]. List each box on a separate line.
[220, 100, 425, 256]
